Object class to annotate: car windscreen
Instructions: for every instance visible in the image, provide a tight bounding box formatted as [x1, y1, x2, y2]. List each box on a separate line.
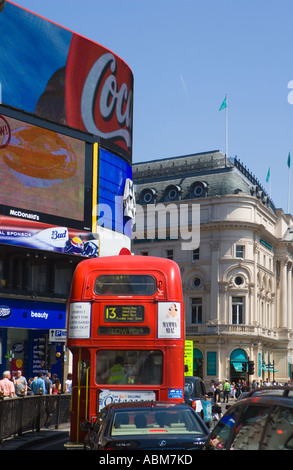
[111, 408, 207, 436]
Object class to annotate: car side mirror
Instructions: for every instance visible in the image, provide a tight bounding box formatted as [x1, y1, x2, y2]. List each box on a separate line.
[80, 421, 92, 431]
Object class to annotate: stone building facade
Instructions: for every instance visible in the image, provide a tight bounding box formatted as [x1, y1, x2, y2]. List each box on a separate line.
[132, 150, 293, 385]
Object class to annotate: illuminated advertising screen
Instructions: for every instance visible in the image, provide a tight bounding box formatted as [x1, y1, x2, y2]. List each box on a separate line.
[0, 1, 133, 162]
[0, 114, 86, 223]
[0, 106, 133, 257]
[0, 106, 92, 231]
[0, 105, 98, 256]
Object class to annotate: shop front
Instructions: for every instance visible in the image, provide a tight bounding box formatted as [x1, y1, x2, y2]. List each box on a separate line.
[230, 348, 248, 383]
[0, 299, 66, 382]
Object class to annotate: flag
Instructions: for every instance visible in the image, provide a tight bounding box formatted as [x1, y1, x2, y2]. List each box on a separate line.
[219, 96, 227, 111]
[266, 168, 270, 182]
[288, 151, 291, 169]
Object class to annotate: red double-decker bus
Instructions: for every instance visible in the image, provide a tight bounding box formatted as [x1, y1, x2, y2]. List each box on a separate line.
[66, 252, 185, 445]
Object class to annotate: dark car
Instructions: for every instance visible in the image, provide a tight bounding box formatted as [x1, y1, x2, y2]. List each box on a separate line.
[82, 401, 209, 450]
[204, 386, 293, 450]
[184, 376, 212, 427]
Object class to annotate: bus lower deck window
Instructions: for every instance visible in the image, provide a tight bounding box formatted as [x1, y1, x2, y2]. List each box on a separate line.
[96, 350, 163, 385]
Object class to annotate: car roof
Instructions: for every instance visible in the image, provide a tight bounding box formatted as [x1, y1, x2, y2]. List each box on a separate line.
[244, 386, 293, 399]
[103, 401, 191, 412]
[184, 376, 202, 382]
[227, 386, 293, 410]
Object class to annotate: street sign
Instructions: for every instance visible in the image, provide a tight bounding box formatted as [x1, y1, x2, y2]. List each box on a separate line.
[49, 329, 67, 343]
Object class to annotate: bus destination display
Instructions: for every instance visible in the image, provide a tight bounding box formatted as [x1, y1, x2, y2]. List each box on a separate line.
[104, 305, 144, 322]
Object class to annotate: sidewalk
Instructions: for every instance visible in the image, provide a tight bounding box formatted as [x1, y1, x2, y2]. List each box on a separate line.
[0, 423, 70, 450]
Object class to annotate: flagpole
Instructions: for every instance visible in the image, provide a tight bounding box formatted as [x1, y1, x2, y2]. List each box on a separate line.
[288, 151, 291, 213]
[287, 168, 290, 214]
[219, 95, 228, 166]
[225, 94, 228, 167]
[266, 168, 271, 197]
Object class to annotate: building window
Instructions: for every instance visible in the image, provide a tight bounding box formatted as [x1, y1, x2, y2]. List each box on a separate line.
[140, 188, 157, 205]
[207, 351, 217, 376]
[193, 277, 201, 288]
[164, 184, 182, 202]
[192, 248, 199, 260]
[234, 275, 244, 286]
[232, 296, 244, 324]
[166, 249, 173, 260]
[191, 297, 202, 324]
[141, 251, 148, 256]
[190, 181, 208, 199]
[236, 245, 244, 258]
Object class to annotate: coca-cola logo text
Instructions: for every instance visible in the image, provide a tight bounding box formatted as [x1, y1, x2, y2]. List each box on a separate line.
[81, 53, 133, 150]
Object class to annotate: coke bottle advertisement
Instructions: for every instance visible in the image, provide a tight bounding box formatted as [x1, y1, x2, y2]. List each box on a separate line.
[0, 1, 133, 162]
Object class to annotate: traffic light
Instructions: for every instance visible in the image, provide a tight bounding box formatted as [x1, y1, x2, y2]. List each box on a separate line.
[35, 334, 50, 369]
[242, 362, 247, 372]
[35, 337, 46, 358]
[248, 360, 255, 375]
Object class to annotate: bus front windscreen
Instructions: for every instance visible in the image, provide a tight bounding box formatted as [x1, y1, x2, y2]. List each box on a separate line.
[94, 275, 157, 296]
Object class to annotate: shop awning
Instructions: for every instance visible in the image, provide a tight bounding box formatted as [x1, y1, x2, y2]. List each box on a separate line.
[232, 362, 245, 372]
[262, 363, 279, 373]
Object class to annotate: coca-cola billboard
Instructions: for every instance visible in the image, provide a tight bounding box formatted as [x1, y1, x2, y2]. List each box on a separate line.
[65, 35, 133, 159]
[0, 1, 133, 162]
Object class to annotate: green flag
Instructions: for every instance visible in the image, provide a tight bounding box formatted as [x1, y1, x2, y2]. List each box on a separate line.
[288, 152, 291, 169]
[266, 168, 270, 182]
[219, 96, 227, 111]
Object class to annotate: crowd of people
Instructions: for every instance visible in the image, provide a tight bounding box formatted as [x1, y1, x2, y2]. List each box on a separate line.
[209, 377, 292, 421]
[0, 370, 72, 398]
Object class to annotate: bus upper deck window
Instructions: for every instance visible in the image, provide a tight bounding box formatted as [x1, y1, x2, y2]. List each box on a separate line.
[94, 275, 157, 296]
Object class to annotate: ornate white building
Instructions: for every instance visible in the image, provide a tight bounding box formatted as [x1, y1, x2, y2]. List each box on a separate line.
[132, 150, 293, 385]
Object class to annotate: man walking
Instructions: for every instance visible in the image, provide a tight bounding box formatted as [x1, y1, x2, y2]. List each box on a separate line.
[0, 371, 15, 397]
[31, 372, 46, 395]
[223, 379, 230, 403]
[14, 370, 27, 396]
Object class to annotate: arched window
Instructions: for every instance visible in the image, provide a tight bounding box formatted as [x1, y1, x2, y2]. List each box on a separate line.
[139, 188, 157, 205]
[230, 349, 248, 376]
[164, 184, 182, 202]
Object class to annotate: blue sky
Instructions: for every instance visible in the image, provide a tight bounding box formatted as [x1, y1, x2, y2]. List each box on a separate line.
[8, 0, 293, 212]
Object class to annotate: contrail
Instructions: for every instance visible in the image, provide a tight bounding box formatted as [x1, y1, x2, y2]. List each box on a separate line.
[180, 74, 190, 101]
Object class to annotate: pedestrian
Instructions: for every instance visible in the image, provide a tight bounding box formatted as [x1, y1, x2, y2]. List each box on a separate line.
[235, 379, 242, 399]
[52, 377, 61, 394]
[251, 379, 258, 389]
[223, 379, 230, 403]
[0, 371, 15, 398]
[44, 372, 53, 394]
[213, 381, 222, 421]
[65, 373, 72, 393]
[27, 378, 34, 395]
[14, 370, 27, 396]
[230, 382, 236, 399]
[31, 372, 46, 395]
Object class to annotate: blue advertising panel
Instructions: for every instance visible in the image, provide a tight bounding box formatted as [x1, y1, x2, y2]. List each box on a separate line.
[0, 298, 66, 329]
[98, 147, 133, 237]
